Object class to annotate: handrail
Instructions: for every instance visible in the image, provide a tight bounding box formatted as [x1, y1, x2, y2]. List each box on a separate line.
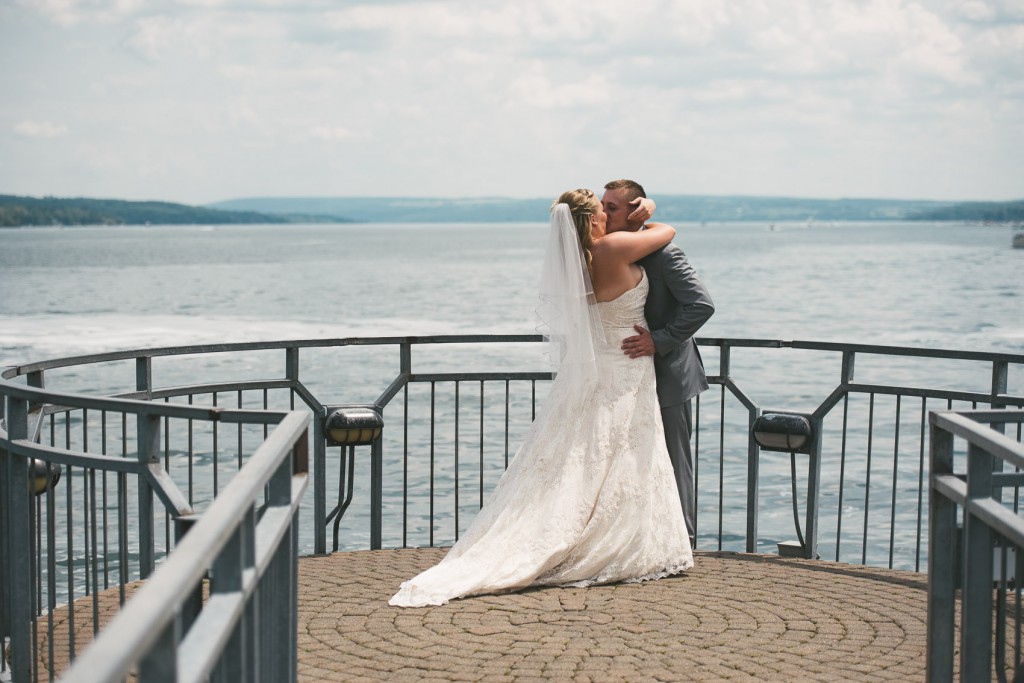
[5, 335, 1022, 380]
[56, 410, 309, 683]
[927, 409, 1024, 682]
[3, 335, 1022, 680]
[1, 369, 310, 681]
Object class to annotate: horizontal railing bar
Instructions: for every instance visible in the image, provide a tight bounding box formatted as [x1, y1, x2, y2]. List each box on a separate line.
[2, 439, 147, 474]
[962, 410, 1024, 425]
[142, 379, 294, 402]
[54, 411, 310, 682]
[2, 335, 548, 378]
[409, 372, 553, 383]
[932, 411, 1024, 469]
[0, 380, 294, 422]
[970, 497, 1024, 549]
[993, 472, 1024, 487]
[847, 382, 1023, 406]
[6, 337, 1021, 383]
[933, 474, 968, 506]
[789, 339, 1024, 364]
[698, 338, 789, 349]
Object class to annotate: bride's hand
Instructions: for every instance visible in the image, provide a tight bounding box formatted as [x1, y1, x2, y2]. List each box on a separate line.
[627, 197, 655, 227]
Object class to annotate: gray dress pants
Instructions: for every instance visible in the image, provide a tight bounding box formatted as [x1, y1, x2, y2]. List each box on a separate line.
[660, 400, 696, 547]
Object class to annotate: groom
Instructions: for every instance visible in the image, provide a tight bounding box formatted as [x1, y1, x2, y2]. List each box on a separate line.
[603, 179, 715, 549]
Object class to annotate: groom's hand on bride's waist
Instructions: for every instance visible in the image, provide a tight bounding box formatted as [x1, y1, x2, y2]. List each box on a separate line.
[622, 325, 656, 358]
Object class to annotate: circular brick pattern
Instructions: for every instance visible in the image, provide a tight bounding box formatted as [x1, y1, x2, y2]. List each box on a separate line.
[297, 549, 932, 682]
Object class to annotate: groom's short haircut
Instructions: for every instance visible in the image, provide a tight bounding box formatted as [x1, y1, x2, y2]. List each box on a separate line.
[604, 179, 646, 202]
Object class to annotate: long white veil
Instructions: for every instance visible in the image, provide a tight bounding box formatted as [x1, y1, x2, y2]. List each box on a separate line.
[536, 203, 602, 394]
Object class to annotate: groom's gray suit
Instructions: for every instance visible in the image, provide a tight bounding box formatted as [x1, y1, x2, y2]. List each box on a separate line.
[637, 243, 714, 546]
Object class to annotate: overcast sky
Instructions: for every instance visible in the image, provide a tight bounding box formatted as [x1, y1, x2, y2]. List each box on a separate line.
[2, 0, 1022, 205]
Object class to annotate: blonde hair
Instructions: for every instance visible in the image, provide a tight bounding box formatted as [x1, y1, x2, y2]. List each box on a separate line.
[552, 188, 599, 276]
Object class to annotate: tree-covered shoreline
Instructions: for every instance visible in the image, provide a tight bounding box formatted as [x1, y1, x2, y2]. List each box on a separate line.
[0, 195, 345, 227]
[2, 193, 1022, 226]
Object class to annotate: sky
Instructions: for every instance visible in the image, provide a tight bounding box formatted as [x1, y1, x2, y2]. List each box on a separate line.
[1, 0, 1022, 205]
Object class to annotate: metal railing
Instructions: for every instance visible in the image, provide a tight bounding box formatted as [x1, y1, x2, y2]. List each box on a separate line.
[928, 409, 1024, 682]
[1, 374, 309, 681]
[2, 335, 1023, 680]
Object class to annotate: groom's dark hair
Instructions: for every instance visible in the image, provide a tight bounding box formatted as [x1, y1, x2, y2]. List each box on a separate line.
[604, 179, 646, 202]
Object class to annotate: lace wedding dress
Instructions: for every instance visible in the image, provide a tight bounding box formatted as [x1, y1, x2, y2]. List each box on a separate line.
[389, 268, 693, 607]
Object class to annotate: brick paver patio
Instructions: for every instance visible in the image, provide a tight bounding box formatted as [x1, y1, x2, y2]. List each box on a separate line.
[297, 549, 933, 682]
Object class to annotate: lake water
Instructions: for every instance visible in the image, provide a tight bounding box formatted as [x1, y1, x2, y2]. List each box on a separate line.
[1, 220, 1022, 566]
[1, 221, 1021, 361]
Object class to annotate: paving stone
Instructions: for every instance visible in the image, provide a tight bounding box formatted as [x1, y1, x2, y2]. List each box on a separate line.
[31, 548, 1016, 681]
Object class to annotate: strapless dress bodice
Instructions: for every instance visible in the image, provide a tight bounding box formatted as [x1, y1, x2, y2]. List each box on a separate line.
[595, 268, 649, 331]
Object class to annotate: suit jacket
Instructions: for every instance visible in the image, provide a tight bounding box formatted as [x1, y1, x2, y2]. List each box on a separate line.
[637, 242, 715, 407]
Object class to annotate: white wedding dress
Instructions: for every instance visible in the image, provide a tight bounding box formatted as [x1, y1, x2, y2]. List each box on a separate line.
[389, 269, 693, 607]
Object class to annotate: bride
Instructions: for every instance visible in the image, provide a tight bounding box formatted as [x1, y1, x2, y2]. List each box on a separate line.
[389, 188, 693, 607]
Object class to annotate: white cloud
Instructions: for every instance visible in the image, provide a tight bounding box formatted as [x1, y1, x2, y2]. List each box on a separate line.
[310, 125, 353, 142]
[2, 0, 1022, 201]
[16, 0, 144, 26]
[14, 120, 69, 138]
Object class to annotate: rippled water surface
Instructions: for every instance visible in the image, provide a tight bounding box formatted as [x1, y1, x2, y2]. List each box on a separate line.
[1, 221, 1021, 567]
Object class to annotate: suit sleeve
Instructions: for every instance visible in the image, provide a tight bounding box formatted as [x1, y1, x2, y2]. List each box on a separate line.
[650, 246, 715, 357]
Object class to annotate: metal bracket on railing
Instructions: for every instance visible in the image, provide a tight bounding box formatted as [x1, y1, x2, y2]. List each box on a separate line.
[322, 406, 384, 552]
[752, 412, 815, 558]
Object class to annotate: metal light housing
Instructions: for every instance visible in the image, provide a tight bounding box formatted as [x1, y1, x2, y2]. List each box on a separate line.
[30, 459, 62, 496]
[751, 412, 813, 454]
[323, 406, 383, 447]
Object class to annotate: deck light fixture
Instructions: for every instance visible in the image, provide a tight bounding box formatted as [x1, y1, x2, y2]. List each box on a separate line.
[30, 459, 62, 496]
[751, 412, 813, 454]
[752, 412, 815, 558]
[323, 406, 383, 447]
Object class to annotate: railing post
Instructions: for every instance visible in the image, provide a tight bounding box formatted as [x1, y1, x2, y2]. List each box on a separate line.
[261, 457, 298, 683]
[211, 513, 252, 683]
[136, 357, 152, 400]
[961, 441, 994, 682]
[803, 416, 824, 560]
[991, 360, 1008, 415]
[926, 418, 956, 682]
[4, 396, 33, 681]
[991, 360, 1008, 506]
[138, 619, 177, 682]
[0, 398, 9, 676]
[745, 406, 760, 553]
[313, 415, 327, 555]
[175, 515, 203, 635]
[0, 529, 5, 676]
[137, 414, 160, 578]
[135, 358, 157, 577]
[288, 346, 330, 556]
[371, 431, 383, 550]
[841, 350, 855, 385]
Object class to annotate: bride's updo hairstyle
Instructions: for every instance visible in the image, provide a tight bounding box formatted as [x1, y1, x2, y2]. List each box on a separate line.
[552, 188, 599, 276]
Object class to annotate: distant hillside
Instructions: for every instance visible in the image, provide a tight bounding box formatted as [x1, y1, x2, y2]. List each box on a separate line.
[6, 193, 1020, 227]
[210, 196, 550, 222]
[0, 195, 334, 227]
[907, 199, 1024, 222]
[210, 195, 961, 223]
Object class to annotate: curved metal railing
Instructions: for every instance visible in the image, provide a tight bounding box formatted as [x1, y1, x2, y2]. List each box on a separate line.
[928, 409, 1024, 681]
[2, 335, 1023, 680]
